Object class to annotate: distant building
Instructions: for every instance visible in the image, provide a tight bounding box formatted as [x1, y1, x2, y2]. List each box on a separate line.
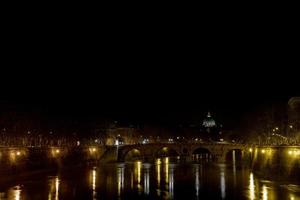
[202, 112, 216, 128]
[202, 112, 223, 141]
[288, 97, 300, 136]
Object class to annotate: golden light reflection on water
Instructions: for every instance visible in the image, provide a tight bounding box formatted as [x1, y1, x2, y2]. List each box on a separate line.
[134, 161, 142, 194]
[134, 161, 141, 184]
[89, 168, 97, 200]
[117, 166, 124, 197]
[8, 186, 21, 200]
[289, 193, 295, 200]
[164, 157, 169, 185]
[262, 185, 268, 200]
[249, 173, 255, 200]
[156, 158, 161, 186]
[55, 177, 59, 200]
[92, 169, 96, 191]
[2, 161, 300, 200]
[48, 176, 60, 200]
[156, 158, 162, 197]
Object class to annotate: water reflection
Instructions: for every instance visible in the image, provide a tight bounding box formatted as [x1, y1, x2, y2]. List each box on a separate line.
[220, 164, 226, 199]
[8, 186, 21, 200]
[195, 165, 200, 198]
[168, 164, 174, 199]
[1, 162, 300, 200]
[130, 172, 134, 190]
[156, 158, 161, 186]
[143, 164, 150, 195]
[90, 168, 97, 200]
[289, 193, 295, 200]
[164, 157, 169, 185]
[117, 165, 125, 197]
[232, 150, 237, 187]
[262, 185, 268, 200]
[133, 161, 142, 194]
[249, 173, 255, 200]
[48, 176, 60, 200]
[156, 158, 162, 197]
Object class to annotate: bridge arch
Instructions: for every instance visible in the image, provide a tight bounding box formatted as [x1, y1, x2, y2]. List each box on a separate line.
[155, 146, 179, 158]
[119, 148, 144, 162]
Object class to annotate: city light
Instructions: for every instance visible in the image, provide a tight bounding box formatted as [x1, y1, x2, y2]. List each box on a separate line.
[51, 148, 61, 157]
[249, 148, 253, 153]
[288, 149, 300, 156]
[90, 147, 97, 153]
[142, 138, 149, 144]
[16, 151, 21, 156]
[10, 152, 16, 162]
[168, 138, 174, 143]
[261, 149, 265, 154]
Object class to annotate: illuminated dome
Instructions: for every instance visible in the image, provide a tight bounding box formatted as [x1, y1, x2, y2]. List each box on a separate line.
[202, 112, 216, 128]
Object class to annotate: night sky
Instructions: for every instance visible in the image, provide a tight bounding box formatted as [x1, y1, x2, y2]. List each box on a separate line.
[0, 66, 295, 131]
[1, 24, 298, 133]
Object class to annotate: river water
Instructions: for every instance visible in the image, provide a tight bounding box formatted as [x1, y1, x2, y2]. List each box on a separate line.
[0, 157, 299, 200]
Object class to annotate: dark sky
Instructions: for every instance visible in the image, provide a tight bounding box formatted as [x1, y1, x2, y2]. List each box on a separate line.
[0, 67, 295, 129]
[1, 19, 298, 130]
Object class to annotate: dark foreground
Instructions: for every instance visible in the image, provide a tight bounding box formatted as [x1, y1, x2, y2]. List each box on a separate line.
[0, 158, 299, 200]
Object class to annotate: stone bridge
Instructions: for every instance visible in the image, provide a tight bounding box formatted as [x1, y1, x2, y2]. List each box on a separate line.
[116, 142, 248, 163]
